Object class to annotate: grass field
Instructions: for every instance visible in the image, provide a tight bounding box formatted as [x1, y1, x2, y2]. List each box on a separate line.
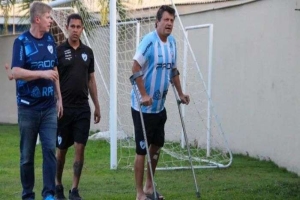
[0, 124, 300, 200]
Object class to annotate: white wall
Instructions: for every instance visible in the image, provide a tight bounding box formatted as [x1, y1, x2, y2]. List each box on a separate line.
[179, 0, 300, 175]
[0, 35, 18, 124]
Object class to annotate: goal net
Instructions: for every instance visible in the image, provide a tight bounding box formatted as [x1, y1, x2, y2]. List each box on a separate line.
[50, 0, 232, 170]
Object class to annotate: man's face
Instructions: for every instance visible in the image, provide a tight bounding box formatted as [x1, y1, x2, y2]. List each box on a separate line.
[66, 19, 83, 42]
[156, 11, 175, 38]
[38, 11, 53, 32]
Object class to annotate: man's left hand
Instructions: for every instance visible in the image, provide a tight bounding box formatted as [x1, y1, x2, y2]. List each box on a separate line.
[94, 107, 101, 124]
[179, 94, 190, 105]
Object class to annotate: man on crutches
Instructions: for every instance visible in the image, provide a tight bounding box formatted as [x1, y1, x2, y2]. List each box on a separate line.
[130, 5, 190, 200]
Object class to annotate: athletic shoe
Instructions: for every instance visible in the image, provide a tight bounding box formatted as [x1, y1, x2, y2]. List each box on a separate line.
[69, 188, 82, 200]
[55, 185, 66, 200]
[44, 194, 55, 200]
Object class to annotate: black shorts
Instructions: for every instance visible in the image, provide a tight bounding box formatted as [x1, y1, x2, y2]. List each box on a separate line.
[131, 107, 167, 155]
[57, 106, 91, 149]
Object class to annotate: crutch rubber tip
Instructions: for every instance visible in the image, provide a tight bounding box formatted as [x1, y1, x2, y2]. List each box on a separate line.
[196, 191, 201, 198]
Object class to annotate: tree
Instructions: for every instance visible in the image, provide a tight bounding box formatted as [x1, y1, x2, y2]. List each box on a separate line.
[0, 0, 16, 35]
[8, 0, 142, 41]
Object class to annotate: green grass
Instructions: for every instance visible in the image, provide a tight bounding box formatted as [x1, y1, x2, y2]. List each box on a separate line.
[0, 124, 300, 200]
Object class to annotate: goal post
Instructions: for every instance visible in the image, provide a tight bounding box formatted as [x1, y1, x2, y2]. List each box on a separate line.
[111, 19, 141, 169]
[183, 24, 215, 157]
[109, 0, 118, 170]
[49, 0, 233, 170]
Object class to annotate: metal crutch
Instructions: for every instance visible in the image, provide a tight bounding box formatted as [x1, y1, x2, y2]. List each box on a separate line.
[170, 69, 201, 199]
[130, 71, 158, 200]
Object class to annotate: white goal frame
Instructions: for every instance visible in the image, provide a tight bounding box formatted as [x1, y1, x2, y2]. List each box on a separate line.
[49, 0, 233, 170]
[108, 1, 232, 169]
[183, 24, 214, 157]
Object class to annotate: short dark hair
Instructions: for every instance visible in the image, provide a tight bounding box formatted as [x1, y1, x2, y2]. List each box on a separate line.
[155, 5, 175, 28]
[67, 13, 83, 26]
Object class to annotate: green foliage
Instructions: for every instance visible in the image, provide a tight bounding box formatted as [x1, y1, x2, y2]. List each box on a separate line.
[0, 124, 300, 199]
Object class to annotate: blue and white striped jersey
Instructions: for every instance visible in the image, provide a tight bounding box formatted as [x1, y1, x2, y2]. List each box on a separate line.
[131, 30, 177, 113]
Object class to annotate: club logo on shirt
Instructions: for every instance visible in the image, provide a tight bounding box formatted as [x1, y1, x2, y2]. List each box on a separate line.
[82, 53, 87, 61]
[47, 44, 53, 54]
[153, 90, 161, 100]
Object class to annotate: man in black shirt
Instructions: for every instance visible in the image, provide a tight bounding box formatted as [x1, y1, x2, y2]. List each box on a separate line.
[55, 13, 101, 200]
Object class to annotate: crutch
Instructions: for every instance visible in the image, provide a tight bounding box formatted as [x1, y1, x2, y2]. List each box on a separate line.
[170, 69, 201, 199]
[130, 71, 158, 200]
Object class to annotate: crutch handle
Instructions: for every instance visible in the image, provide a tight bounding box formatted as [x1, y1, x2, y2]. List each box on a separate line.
[129, 71, 143, 85]
[177, 96, 190, 105]
[171, 69, 180, 79]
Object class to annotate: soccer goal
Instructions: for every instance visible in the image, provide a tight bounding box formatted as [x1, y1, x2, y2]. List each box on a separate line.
[50, 0, 233, 170]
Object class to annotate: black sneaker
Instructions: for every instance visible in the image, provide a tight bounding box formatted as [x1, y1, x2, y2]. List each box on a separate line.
[69, 188, 82, 200]
[55, 185, 66, 200]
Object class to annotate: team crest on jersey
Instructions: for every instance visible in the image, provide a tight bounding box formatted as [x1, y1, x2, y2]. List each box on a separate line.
[82, 53, 87, 61]
[47, 45, 53, 54]
[153, 90, 161, 100]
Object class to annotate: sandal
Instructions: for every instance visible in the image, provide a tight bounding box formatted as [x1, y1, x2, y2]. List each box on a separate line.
[146, 191, 165, 200]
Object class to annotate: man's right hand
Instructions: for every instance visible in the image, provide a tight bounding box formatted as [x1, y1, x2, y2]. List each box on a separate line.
[42, 70, 59, 81]
[4, 63, 13, 80]
[141, 95, 152, 106]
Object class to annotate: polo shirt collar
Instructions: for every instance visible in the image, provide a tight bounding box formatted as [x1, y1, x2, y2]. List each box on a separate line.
[64, 39, 84, 49]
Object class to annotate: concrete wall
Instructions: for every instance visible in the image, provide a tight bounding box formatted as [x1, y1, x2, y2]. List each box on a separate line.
[0, 35, 17, 123]
[179, 0, 300, 175]
[0, 0, 300, 175]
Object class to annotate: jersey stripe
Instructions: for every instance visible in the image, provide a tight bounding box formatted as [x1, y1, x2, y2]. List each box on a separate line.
[132, 31, 177, 113]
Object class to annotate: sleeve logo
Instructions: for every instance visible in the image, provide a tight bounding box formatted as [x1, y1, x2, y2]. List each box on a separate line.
[57, 135, 62, 145]
[139, 140, 146, 149]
